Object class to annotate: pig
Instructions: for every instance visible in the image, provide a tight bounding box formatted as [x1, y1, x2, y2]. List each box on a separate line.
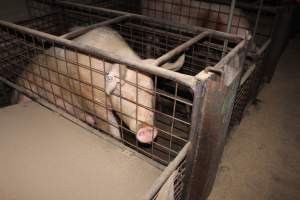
[142, 0, 251, 37]
[15, 26, 185, 143]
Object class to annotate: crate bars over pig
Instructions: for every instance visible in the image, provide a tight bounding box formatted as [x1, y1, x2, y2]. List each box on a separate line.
[0, 5, 250, 200]
[41, 0, 282, 129]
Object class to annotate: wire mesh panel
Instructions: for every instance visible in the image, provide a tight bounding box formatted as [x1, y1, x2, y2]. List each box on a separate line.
[0, 14, 242, 166]
[26, 0, 122, 35]
[55, 0, 280, 129]
[0, 2, 248, 199]
[80, 0, 278, 45]
[151, 157, 187, 200]
[23, 1, 282, 137]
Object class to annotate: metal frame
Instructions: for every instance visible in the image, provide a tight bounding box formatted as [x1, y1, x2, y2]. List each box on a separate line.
[46, 0, 285, 128]
[0, 1, 250, 200]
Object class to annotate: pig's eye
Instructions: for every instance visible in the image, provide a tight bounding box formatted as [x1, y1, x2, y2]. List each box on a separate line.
[105, 73, 114, 81]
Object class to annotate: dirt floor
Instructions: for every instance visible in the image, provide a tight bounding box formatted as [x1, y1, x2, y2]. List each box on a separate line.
[208, 36, 300, 200]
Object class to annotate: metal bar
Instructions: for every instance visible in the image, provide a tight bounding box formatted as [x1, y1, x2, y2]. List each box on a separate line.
[57, 0, 130, 16]
[247, 38, 271, 59]
[256, 38, 271, 56]
[0, 20, 197, 89]
[196, 38, 248, 80]
[240, 63, 256, 86]
[184, 37, 248, 199]
[60, 14, 132, 39]
[222, 0, 237, 57]
[214, 38, 248, 70]
[0, 76, 165, 170]
[55, 0, 243, 43]
[135, 14, 243, 42]
[182, 81, 204, 200]
[253, 0, 264, 40]
[201, 0, 281, 13]
[226, 0, 237, 34]
[154, 31, 210, 66]
[143, 142, 191, 200]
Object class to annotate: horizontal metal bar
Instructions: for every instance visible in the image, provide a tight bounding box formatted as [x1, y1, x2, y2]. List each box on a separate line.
[195, 38, 247, 80]
[55, 0, 243, 43]
[17, 12, 60, 25]
[247, 38, 271, 60]
[57, 0, 130, 16]
[154, 31, 210, 66]
[205, 0, 282, 13]
[0, 76, 165, 170]
[143, 142, 191, 200]
[256, 38, 272, 56]
[124, 23, 191, 41]
[61, 14, 132, 39]
[0, 20, 197, 89]
[240, 63, 256, 86]
[214, 38, 248, 70]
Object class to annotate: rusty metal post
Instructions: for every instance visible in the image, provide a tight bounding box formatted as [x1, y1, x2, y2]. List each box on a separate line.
[183, 47, 248, 200]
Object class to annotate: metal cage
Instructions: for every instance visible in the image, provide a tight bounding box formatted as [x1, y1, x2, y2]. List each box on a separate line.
[33, 0, 284, 129]
[0, 1, 249, 200]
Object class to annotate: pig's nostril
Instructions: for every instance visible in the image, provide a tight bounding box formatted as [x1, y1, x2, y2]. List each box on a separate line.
[136, 126, 157, 144]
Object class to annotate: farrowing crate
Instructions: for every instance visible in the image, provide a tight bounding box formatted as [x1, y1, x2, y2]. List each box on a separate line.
[0, 3, 249, 200]
[36, 0, 281, 129]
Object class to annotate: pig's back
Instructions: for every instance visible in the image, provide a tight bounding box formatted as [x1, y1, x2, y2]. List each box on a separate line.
[74, 27, 140, 61]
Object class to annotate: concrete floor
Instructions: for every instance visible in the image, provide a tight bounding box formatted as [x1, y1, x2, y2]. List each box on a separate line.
[0, 102, 161, 200]
[208, 36, 300, 200]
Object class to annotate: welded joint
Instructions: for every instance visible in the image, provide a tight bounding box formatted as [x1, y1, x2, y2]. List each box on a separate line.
[204, 67, 225, 90]
[204, 67, 223, 77]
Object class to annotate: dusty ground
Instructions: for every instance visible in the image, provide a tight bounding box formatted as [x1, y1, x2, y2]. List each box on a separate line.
[208, 36, 300, 200]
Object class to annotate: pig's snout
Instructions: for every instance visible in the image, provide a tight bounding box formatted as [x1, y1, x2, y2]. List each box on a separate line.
[136, 126, 158, 143]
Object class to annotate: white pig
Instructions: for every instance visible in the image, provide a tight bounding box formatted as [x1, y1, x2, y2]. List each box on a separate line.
[142, 0, 251, 37]
[16, 27, 185, 143]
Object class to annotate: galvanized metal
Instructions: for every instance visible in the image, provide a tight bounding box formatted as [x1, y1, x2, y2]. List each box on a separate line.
[0, 76, 166, 170]
[0, 20, 197, 89]
[185, 46, 248, 200]
[143, 142, 191, 200]
[253, 0, 264, 40]
[0, 1, 252, 200]
[222, 0, 236, 56]
[55, 0, 244, 43]
[154, 31, 210, 66]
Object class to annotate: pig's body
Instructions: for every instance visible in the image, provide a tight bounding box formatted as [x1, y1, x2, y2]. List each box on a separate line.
[17, 27, 185, 143]
[142, 0, 251, 37]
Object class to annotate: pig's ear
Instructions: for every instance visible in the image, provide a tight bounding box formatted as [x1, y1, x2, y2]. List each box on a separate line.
[160, 54, 185, 71]
[105, 64, 127, 95]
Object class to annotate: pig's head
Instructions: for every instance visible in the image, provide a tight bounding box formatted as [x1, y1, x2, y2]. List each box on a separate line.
[105, 54, 185, 143]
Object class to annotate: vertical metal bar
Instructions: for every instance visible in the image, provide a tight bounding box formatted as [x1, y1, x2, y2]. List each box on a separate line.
[227, 0, 237, 33]
[183, 80, 204, 200]
[253, 0, 264, 40]
[53, 44, 67, 112]
[152, 75, 158, 157]
[168, 82, 178, 162]
[64, 46, 76, 117]
[223, 0, 237, 57]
